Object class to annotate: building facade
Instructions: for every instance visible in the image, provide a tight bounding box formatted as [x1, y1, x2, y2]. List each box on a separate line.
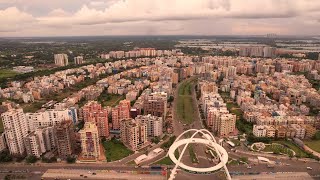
[82, 101, 109, 137]
[54, 120, 75, 159]
[216, 114, 236, 136]
[135, 114, 163, 137]
[54, 54, 69, 66]
[120, 119, 147, 150]
[1, 108, 28, 155]
[79, 122, 100, 159]
[112, 100, 130, 130]
[143, 92, 167, 119]
[74, 56, 84, 65]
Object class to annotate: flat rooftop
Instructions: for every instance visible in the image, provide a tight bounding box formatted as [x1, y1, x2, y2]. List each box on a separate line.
[42, 169, 167, 180]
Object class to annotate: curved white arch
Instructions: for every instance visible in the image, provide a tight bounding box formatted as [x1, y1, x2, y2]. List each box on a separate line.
[168, 138, 228, 172]
[168, 129, 231, 180]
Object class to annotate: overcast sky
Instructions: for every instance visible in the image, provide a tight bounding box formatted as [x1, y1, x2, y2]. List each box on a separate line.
[0, 0, 320, 37]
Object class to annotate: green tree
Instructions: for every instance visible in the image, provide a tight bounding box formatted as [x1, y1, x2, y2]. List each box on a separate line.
[26, 155, 38, 163]
[66, 156, 76, 163]
[151, 137, 160, 144]
[167, 96, 174, 103]
[0, 150, 12, 162]
[312, 131, 320, 140]
[239, 157, 248, 163]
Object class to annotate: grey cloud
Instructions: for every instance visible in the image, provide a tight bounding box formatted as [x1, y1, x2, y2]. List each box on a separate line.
[1, 0, 320, 36]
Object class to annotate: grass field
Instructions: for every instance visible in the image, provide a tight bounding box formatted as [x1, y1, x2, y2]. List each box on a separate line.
[230, 139, 241, 146]
[102, 139, 133, 162]
[98, 93, 125, 107]
[304, 140, 320, 153]
[0, 69, 18, 79]
[228, 159, 240, 165]
[273, 141, 308, 158]
[176, 78, 196, 124]
[263, 143, 294, 156]
[21, 101, 46, 113]
[188, 145, 198, 163]
[153, 150, 179, 165]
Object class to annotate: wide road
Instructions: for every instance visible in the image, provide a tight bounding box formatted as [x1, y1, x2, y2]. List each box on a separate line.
[172, 77, 212, 168]
[0, 164, 164, 180]
[1, 155, 320, 180]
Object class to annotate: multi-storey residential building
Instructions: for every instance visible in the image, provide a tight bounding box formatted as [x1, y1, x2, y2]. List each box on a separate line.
[253, 125, 267, 137]
[24, 126, 56, 157]
[120, 119, 147, 151]
[111, 108, 120, 130]
[135, 114, 163, 137]
[291, 124, 306, 139]
[266, 126, 276, 138]
[216, 114, 236, 136]
[275, 126, 287, 138]
[54, 120, 75, 159]
[24, 130, 45, 158]
[144, 92, 167, 119]
[0, 133, 6, 152]
[112, 100, 130, 130]
[82, 101, 109, 137]
[26, 108, 77, 131]
[40, 126, 56, 151]
[1, 108, 28, 155]
[74, 56, 84, 65]
[302, 124, 316, 139]
[79, 122, 100, 159]
[109, 51, 125, 59]
[54, 54, 69, 66]
[263, 47, 276, 58]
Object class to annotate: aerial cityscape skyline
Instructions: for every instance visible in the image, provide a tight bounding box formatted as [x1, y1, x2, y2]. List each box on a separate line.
[0, 1, 320, 180]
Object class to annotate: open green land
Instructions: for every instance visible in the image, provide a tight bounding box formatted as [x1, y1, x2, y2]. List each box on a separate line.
[161, 136, 176, 149]
[228, 159, 240, 165]
[176, 78, 196, 124]
[22, 101, 46, 113]
[304, 140, 320, 153]
[0, 69, 18, 79]
[153, 150, 179, 165]
[188, 145, 198, 163]
[273, 141, 308, 158]
[102, 139, 133, 162]
[230, 139, 241, 146]
[263, 143, 294, 156]
[98, 92, 125, 107]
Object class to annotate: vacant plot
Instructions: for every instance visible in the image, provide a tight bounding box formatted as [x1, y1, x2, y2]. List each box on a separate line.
[0, 69, 18, 79]
[176, 79, 196, 124]
[273, 141, 308, 158]
[98, 93, 125, 107]
[102, 139, 133, 162]
[263, 143, 294, 156]
[304, 140, 320, 153]
[21, 101, 46, 113]
[153, 150, 179, 165]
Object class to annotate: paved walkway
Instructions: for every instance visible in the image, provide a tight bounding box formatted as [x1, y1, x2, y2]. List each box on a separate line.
[303, 145, 320, 159]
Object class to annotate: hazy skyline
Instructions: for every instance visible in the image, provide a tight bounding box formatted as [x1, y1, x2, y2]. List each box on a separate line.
[0, 0, 320, 37]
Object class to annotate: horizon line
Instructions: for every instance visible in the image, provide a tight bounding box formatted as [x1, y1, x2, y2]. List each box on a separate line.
[0, 34, 319, 39]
